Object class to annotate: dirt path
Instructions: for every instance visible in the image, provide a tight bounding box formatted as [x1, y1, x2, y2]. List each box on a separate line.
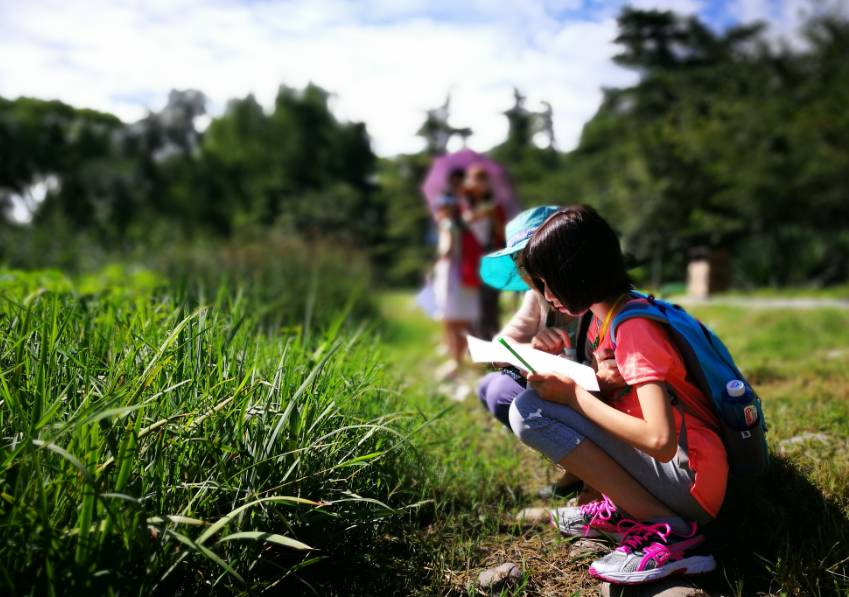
[673, 295, 849, 309]
[438, 369, 602, 595]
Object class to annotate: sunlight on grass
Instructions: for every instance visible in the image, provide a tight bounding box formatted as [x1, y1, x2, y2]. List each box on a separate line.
[1, 276, 847, 595]
[0, 272, 426, 594]
[378, 295, 849, 596]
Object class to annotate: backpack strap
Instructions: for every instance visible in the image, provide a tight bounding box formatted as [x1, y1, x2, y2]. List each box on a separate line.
[611, 293, 723, 435]
[609, 293, 669, 349]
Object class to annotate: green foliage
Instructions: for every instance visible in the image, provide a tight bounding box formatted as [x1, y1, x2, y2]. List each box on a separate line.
[0, 96, 120, 194]
[4, 8, 849, 291]
[372, 155, 434, 285]
[555, 9, 849, 287]
[0, 84, 378, 262]
[201, 85, 377, 239]
[0, 268, 427, 595]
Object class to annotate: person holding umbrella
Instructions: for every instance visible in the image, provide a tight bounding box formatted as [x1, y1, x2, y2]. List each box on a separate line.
[419, 150, 521, 379]
[420, 149, 521, 221]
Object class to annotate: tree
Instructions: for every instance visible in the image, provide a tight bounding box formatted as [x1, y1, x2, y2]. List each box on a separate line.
[416, 95, 473, 155]
[1, 82, 380, 263]
[553, 7, 849, 286]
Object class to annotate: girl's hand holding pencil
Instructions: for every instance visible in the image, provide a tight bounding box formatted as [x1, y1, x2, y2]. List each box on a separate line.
[467, 335, 600, 392]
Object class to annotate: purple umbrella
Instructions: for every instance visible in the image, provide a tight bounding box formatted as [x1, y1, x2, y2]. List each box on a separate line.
[420, 148, 521, 219]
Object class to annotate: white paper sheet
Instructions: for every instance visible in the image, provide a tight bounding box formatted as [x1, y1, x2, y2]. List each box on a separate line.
[466, 334, 600, 392]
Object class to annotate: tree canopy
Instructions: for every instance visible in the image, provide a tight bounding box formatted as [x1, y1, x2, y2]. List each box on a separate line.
[553, 9, 849, 286]
[2, 7, 848, 288]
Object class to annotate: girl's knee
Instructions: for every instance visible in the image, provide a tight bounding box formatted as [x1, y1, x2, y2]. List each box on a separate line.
[479, 373, 523, 414]
[477, 374, 495, 406]
[508, 389, 543, 439]
[509, 391, 586, 462]
[511, 388, 543, 415]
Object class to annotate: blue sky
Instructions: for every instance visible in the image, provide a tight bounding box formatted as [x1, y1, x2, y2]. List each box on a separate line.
[0, 0, 842, 155]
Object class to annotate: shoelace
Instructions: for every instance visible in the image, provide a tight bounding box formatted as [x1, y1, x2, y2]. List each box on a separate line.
[578, 495, 618, 532]
[614, 521, 672, 553]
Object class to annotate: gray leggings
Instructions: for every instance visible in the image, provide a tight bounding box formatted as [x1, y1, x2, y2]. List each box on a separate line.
[508, 389, 711, 524]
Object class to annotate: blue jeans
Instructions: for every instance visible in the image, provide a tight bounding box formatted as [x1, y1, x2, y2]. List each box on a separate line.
[508, 388, 711, 524]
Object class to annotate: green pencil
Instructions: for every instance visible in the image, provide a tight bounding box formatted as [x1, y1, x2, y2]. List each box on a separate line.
[497, 337, 537, 374]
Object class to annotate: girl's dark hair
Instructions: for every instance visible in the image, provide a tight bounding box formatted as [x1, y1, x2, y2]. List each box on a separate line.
[524, 205, 632, 314]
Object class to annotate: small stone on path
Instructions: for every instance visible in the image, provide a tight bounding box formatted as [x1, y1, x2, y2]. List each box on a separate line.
[478, 562, 521, 591]
[778, 431, 830, 455]
[599, 578, 706, 597]
[514, 507, 550, 527]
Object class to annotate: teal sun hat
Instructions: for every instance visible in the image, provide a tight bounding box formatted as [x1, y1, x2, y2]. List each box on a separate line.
[480, 205, 560, 291]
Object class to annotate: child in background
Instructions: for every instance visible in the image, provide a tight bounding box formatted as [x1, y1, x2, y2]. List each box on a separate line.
[476, 205, 571, 427]
[512, 205, 727, 585]
[433, 194, 480, 381]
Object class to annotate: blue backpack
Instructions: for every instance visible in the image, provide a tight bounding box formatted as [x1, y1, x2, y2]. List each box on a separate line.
[609, 291, 769, 481]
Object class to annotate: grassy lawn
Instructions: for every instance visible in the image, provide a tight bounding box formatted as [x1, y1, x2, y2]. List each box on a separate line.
[378, 291, 849, 596]
[2, 273, 847, 595]
[0, 271, 426, 595]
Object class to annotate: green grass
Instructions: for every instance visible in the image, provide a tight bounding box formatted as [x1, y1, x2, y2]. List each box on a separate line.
[655, 282, 849, 301]
[376, 294, 849, 596]
[0, 270, 429, 595]
[2, 270, 848, 595]
[721, 284, 849, 300]
[689, 306, 849, 595]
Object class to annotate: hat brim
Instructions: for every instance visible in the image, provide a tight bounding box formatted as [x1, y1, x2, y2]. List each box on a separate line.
[479, 249, 530, 292]
[483, 244, 523, 260]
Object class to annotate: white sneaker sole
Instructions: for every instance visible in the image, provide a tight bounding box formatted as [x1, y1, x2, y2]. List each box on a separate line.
[589, 554, 716, 585]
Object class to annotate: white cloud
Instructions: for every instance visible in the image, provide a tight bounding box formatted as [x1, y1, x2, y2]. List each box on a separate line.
[0, 0, 827, 156]
[731, 0, 772, 22]
[0, 0, 644, 155]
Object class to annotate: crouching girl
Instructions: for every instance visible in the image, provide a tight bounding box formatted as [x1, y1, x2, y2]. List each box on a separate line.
[510, 205, 727, 585]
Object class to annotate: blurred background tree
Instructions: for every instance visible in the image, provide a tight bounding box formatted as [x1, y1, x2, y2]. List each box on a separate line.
[1, 7, 848, 289]
[553, 8, 849, 287]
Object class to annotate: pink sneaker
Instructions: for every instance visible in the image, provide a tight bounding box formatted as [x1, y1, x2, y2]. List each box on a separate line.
[588, 520, 716, 585]
[550, 495, 630, 541]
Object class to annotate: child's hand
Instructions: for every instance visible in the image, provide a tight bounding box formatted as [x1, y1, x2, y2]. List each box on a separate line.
[531, 327, 571, 354]
[527, 371, 577, 406]
[594, 348, 626, 392]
